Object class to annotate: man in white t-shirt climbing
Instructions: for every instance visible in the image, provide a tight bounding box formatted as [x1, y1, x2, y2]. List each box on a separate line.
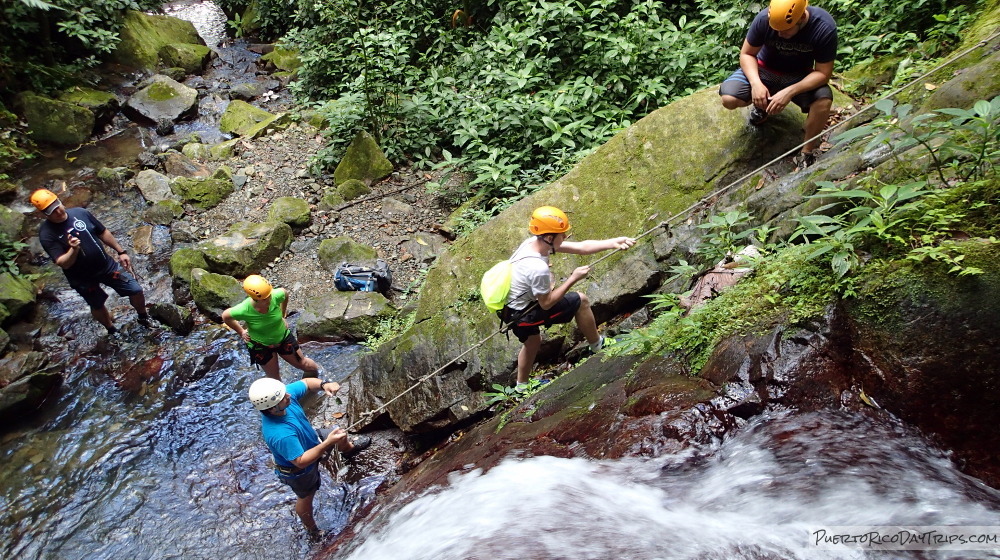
[502, 206, 635, 389]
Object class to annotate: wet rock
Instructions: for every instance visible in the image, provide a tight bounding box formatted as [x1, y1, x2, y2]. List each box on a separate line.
[131, 225, 155, 255]
[196, 220, 293, 277]
[155, 118, 175, 135]
[0, 371, 61, 425]
[0, 181, 15, 203]
[0, 273, 36, 323]
[318, 237, 377, 271]
[0, 351, 48, 386]
[134, 169, 174, 202]
[124, 75, 198, 124]
[189, 268, 244, 322]
[170, 166, 234, 210]
[96, 167, 133, 190]
[58, 86, 119, 130]
[169, 247, 209, 287]
[144, 199, 185, 225]
[161, 151, 209, 177]
[148, 302, 195, 335]
[334, 131, 393, 187]
[137, 151, 160, 169]
[158, 43, 211, 74]
[109, 11, 203, 71]
[0, 329, 7, 356]
[230, 82, 266, 101]
[14, 92, 95, 146]
[160, 67, 187, 81]
[297, 290, 397, 341]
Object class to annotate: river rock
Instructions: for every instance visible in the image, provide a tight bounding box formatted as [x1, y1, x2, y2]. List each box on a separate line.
[337, 179, 370, 201]
[0, 351, 48, 386]
[209, 139, 241, 160]
[0, 329, 8, 356]
[162, 151, 210, 178]
[170, 167, 234, 210]
[318, 237, 377, 271]
[196, 221, 293, 277]
[0, 204, 25, 240]
[15, 92, 95, 146]
[296, 290, 397, 341]
[145, 199, 185, 225]
[333, 131, 392, 187]
[134, 170, 174, 202]
[58, 86, 120, 130]
[169, 247, 209, 287]
[158, 43, 212, 74]
[319, 188, 345, 210]
[260, 46, 301, 73]
[96, 167, 133, 189]
[181, 142, 212, 161]
[131, 226, 155, 255]
[0, 181, 16, 203]
[148, 302, 195, 335]
[0, 273, 36, 323]
[0, 371, 61, 424]
[189, 268, 245, 322]
[110, 11, 204, 71]
[124, 75, 198, 124]
[219, 100, 290, 138]
[400, 232, 447, 265]
[267, 197, 311, 229]
[230, 82, 267, 101]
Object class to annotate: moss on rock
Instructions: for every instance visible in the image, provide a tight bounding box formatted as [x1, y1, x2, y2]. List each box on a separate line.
[170, 166, 234, 210]
[219, 100, 290, 138]
[337, 179, 370, 201]
[15, 92, 94, 146]
[158, 43, 211, 74]
[318, 237, 377, 270]
[145, 199, 185, 225]
[260, 46, 301, 73]
[268, 197, 311, 228]
[333, 131, 392, 186]
[111, 11, 204, 71]
[169, 247, 210, 286]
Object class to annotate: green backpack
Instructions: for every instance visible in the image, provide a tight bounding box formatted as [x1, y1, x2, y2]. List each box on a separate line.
[480, 259, 514, 312]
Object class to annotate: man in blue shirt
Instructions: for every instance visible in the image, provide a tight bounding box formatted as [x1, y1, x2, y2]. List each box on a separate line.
[719, 0, 838, 167]
[248, 377, 371, 536]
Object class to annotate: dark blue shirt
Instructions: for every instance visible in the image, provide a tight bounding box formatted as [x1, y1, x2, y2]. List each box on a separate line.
[38, 207, 118, 284]
[747, 6, 838, 74]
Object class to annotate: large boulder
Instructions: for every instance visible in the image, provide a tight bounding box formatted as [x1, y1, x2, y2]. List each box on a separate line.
[196, 221, 293, 277]
[110, 11, 204, 71]
[347, 87, 806, 434]
[0, 273, 35, 324]
[267, 197, 311, 229]
[219, 100, 290, 138]
[189, 268, 245, 321]
[318, 237, 377, 270]
[296, 291, 397, 341]
[0, 371, 62, 424]
[145, 199, 185, 225]
[58, 86, 120, 130]
[334, 131, 393, 186]
[170, 166, 234, 210]
[337, 179, 371, 201]
[148, 302, 195, 335]
[0, 204, 25, 239]
[158, 43, 212, 74]
[260, 46, 301, 73]
[15, 92, 94, 146]
[124, 75, 199, 124]
[134, 169, 174, 203]
[169, 247, 210, 287]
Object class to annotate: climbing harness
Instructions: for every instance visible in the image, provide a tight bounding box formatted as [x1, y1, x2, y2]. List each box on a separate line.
[342, 30, 1000, 432]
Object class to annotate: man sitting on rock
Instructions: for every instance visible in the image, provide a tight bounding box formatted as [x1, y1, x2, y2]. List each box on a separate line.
[32, 188, 149, 334]
[502, 206, 634, 390]
[719, 0, 838, 167]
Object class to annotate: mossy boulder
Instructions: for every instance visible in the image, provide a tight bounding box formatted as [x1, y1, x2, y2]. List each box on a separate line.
[110, 11, 204, 71]
[0, 273, 36, 323]
[158, 43, 212, 74]
[170, 166, 234, 210]
[96, 167, 133, 189]
[59, 86, 119, 129]
[219, 100, 291, 138]
[169, 247, 209, 286]
[337, 179, 371, 201]
[15, 92, 94, 146]
[189, 268, 245, 322]
[0, 204, 25, 239]
[333, 131, 393, 186]
[181, 142, 211, 161]
[297, 291, 397, 341]
[921, 49, 1000, 112]
[145, 199, 185, 225]
[318, 237, 377, 271]
[125, 75, 199, 124]
[196, 221, 293, 277]
[209, 138, 241, 160]
[319, 189, 345, 210]
[267, 197, 311, 228]
[260, 46, 301, 73]
[148, 302, 195, 335]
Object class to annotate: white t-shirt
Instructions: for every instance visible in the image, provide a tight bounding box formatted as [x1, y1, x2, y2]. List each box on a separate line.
[507, 237, 551, 311]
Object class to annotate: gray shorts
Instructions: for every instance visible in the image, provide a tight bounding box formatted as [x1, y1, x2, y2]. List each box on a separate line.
[720, 66, 832, 113]
[275, 428, 334, 498]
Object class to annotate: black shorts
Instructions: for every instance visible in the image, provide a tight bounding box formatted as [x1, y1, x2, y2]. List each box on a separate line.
[719, 67, 832, 113]
[277, 464, 320, 498]
[247, 331, 298, 366]
[504, 292, 582, 343]
[70, 267, 143, 310]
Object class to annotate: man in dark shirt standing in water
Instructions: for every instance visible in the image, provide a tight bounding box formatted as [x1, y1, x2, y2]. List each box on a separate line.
[32, 188, 149, 334]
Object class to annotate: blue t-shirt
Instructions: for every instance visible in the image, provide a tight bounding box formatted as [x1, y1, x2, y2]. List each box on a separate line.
[38, 207, 118, 284]
[260, 381, 319, 468]
[747, 6, 838, 74]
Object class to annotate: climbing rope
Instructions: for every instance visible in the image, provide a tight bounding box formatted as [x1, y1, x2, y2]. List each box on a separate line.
[341, 30, 1000, 432]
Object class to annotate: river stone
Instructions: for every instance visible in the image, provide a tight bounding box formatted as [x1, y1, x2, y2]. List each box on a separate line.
[209, 138, 241, 160]
[96, 167, 133, 189]
[158, 43, 212, 74]
[58, 86, 119, 129]
[0, 371, 62, 424]
[181, 142, 211, 161]
[110, 11, 203, 71]
[149, 302, 194, 335]
[132, 226, 155, 255]
[162, 151, 210, 178]
[333, 131, 392, 187]
[400, 232, 447, 265]
[219, 100, 290, 138]
[319, 188, 345, 210]
[337, 179, 370, 201]
[125, 75, 198, 124]
[169, 247, 209, 286]
[195, 220, 293, 277]
[170, 166, 234, 210]
[161, 67, 187, 82]
[318, 237, 377, 271]
[260, 46, 301, 73]
[230, 82, 266, 101]
[15, 92, 95, 146]
[0, 351, 48, 386]
[267, 197, 311, 228]
[145, 199, 185, 225]
[135, 169, 173, 202]
[0, 273, 35, 322]
[189, 268, 245, 322]
[0, 204, 25, 239]
[296, 290, 397, 341]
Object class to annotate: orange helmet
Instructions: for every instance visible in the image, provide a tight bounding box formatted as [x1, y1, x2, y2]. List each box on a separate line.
[769, 0, 808, 31]
[243, 275, 273, 300]
[528, 206, 571, 235]
[30, 189, 60, 214]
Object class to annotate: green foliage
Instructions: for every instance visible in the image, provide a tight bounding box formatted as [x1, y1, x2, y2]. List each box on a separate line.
[362, 311, 415, 352]
[0, 232, 28, 275]
[0, 102, 36, 174]
[696, 209, 754, 264]
[484, 378, 547, 407]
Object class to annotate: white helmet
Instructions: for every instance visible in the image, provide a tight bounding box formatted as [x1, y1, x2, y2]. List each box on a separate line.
[248, 378, 286, 411]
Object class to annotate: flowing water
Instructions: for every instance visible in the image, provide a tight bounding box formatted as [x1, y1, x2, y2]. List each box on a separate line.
[333, 411, 1000, 560]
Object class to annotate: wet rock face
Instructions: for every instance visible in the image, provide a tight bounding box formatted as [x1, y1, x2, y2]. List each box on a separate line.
[125, 75, 199, 125]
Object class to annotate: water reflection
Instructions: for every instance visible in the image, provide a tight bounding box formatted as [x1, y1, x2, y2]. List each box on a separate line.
[162, 0, 229, 47]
